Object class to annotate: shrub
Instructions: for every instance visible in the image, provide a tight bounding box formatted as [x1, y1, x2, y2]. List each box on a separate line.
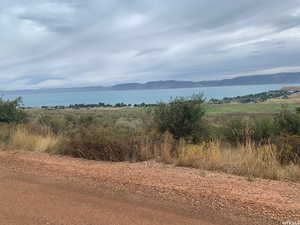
[222, 117, 252, 145]
[0, 97, 26, 123]
[252, 118, 277, 144]
[38, 114, 71, 134]
[153, 95, 206, 141]
[276, 136, 300, 164]
[57, 126, 143, 162]
[223, 116, 280, 145]
[275, 109, 300, 135]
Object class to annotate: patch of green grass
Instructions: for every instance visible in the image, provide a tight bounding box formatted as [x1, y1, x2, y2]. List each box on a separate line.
[206, 103, 299, 115]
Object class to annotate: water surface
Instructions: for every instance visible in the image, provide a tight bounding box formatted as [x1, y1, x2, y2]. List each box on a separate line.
[2, 84, 298, 107]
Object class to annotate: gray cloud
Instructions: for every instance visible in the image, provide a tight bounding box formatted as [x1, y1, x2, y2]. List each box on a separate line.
[1, 0, 300, 89]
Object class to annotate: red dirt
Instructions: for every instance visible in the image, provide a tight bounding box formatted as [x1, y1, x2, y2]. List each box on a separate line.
[0, 151, 299, 225]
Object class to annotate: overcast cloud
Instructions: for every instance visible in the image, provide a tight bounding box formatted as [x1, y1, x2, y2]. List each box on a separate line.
[1, 0, 300, 90]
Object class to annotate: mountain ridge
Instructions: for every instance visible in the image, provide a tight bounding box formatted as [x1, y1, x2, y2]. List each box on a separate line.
[2, 72, 300, 94]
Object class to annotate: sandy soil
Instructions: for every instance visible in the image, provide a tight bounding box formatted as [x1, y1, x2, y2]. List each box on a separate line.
[0, 151, 299, 225]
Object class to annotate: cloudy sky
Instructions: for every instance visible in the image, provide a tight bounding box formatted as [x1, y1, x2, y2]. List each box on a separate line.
[1, 0, 300, 90]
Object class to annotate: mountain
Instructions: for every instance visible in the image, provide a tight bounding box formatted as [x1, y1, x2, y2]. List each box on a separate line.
[2, 72, 300, 94]
[198, 72, 300, 87]
[110, 80, 200, 90]
[107, 72, 300, 90]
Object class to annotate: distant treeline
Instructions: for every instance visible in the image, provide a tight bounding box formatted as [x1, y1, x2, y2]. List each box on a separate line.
[208, 90, 298, 104]
[40, 102, 158, 109]
[31, 89, 300, 109]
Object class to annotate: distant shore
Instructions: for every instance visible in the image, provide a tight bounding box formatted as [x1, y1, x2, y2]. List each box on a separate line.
[281, 86, 300, 92]
[2, 72, 300, 95]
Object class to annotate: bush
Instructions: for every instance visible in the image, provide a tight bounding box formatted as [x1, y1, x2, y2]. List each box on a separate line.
[221, 117, 277, 145]
[0, 97, 26, 123]
[275, 109, 300, 135]
[153, 95, 206, 141]
[276, 136, 300, 165]
[222, 117, 252, 145]
[252, 118, 277, 144]
[38, 114, 70, 134]
[57, 126, 143, 162]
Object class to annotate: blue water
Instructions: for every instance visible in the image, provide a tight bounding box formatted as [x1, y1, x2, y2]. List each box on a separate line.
[1, 84, 298, 107]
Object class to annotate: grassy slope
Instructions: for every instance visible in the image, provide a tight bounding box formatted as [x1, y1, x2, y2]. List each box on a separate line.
[206, 95, 300, 115]
[28, 102, 299, 116]
[206, 103, 299, 115]
[26, 94, 300, 116]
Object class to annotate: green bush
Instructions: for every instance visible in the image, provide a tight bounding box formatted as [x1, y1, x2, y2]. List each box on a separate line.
[275, 109, 300, 135]
[222, 117, 251, 145]
[0, 97, 26, 123]
[222, 117, 277, 145]
[153, 95, 206, 141]
[252, 118, 277, 144]
[38, 114, 70, 134]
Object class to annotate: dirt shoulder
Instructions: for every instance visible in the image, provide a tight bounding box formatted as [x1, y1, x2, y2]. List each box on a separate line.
[0, 151, 299, 225]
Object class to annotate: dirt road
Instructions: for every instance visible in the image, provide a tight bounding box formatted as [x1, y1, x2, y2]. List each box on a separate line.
[0, 169, 210, 225]
[0, 152, 299, 225]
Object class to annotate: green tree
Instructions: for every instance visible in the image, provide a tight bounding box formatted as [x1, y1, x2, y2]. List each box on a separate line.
[154, 95, 206, 140]
[0, 97, 26, 123]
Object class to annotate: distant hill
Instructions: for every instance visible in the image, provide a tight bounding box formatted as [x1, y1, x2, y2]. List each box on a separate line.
[3, 72, 300, 94]
[281, 86, 300, 92]
[109, 80, 200, 90]
[110, 72, 300, 90]
[198, 72, 300, 87]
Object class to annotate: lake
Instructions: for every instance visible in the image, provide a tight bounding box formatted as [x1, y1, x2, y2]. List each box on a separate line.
[2, 84, 299, 107]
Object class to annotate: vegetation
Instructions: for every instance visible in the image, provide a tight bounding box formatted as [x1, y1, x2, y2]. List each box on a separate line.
[0, 96, 300, 182]
[208, 90, 298, 104]
[275, 108, 300, 135]
[176, 141, 291, 181]
[40, 102, 157, 110]
[0, 97, 26, 123]
[206, 103, 299, 115]
[153, 95, 206, 140]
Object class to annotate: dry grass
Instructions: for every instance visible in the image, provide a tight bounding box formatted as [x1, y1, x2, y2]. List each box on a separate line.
[175, 140, 300, 181]
[159, 132, 174, 164]
[10, 126, 60, 152]
[282, 164, 300, 182]
[1, 123, 299, 182]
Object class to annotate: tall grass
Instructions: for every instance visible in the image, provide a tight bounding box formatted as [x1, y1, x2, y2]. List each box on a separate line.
[159, 132, 174, 164]
[175, 140, 299, 181]
[10, 126, 59, 152]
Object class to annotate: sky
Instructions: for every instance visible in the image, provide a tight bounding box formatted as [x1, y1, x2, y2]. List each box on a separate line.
[1, 0, 300, 90]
